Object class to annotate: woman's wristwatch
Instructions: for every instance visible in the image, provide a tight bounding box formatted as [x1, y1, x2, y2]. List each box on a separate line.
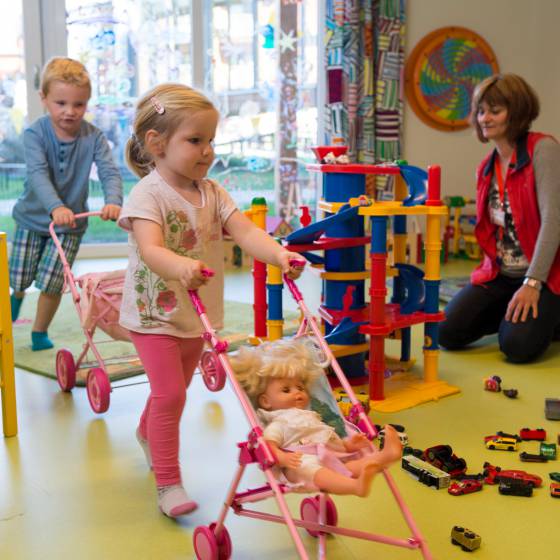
[523, 277, 542, 291]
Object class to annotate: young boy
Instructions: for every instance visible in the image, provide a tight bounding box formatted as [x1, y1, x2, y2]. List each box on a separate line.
[9, 57, 123, 350]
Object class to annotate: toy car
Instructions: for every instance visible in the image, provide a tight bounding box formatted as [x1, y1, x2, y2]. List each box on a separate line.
[549, 472, 560, 483]
[519, 452, 548, 463]
[483, 375, 501, 392]
[519, 427, 546, 441]
[422, 445, 467, 478]
[402, 454, 450, 489]
[540, 443, 557, 460]
[451, 526, 481, 551]
[545, 398, 560, 420]
[482, 462, 542, 487]
[333, 388, 370, 418]
[498, 480, 533, 497]
[375, 424, 408, 447]
[448, 479, 483, 496]
[484, 431, 521, 442]
[485, 436, 518, 451]
[402, 446, 423, 458]
[550, 482, 560, 498]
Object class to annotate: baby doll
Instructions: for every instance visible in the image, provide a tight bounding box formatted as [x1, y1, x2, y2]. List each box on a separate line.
[230, 338, 402, 497]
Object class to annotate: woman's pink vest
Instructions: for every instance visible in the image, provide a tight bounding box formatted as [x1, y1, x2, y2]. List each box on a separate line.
[471, 132, 560, 294]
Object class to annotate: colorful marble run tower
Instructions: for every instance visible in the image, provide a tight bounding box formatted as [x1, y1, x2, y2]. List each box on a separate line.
[285, 147, 459, 412]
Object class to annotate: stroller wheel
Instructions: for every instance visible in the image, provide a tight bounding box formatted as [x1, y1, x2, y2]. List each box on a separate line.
[56, 349, 77, 391]
[193, 523, 232, 559]
[86, 368, 111, 413]
[200, 351, 226, 392]
[300, 495, 338, 537]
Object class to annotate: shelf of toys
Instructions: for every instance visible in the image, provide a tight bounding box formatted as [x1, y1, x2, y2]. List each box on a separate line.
[444, 196, 481, 260]
[282, 146, 459, 413]
[0, 231, 17, 437]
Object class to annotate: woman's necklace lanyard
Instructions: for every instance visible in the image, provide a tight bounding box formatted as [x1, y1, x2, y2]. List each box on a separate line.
[493, 151, 516, 241]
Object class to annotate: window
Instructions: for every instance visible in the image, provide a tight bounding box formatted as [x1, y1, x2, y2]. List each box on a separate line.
[0, 0, 318, 243]
[0, 1, 27, 239]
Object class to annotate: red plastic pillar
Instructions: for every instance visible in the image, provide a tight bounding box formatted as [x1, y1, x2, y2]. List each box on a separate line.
[369, 252, 387, 400]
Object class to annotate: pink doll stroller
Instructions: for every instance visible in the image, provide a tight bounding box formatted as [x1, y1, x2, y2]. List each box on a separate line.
[50, 211, 137, 414]
[189, 267, 433, 559]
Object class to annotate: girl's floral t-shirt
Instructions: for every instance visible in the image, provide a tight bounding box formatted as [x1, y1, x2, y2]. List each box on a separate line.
[118, 170, 237, 337]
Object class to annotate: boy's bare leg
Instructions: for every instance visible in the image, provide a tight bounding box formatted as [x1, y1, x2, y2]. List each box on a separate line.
[33, 292, 63, 332]
[31, 291, 63, 351]
[10, 290, 26, 322]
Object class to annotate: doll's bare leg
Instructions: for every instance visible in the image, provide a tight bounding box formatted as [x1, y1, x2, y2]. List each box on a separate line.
[345, 425, 403, 477]
[313, 464, 378, 497]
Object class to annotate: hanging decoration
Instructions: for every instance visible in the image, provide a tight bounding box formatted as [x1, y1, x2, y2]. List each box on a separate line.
[275, 0, 300, 221]
[405, 26, 499, 131]
[324, 0, 406, 197]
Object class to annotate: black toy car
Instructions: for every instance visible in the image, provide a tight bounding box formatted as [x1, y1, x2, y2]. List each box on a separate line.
[498, 480, 533, 497]
[519, 452, 548, 463]
[421, 445, 467, 478]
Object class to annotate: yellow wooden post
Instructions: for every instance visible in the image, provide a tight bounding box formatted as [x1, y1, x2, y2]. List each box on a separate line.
[0, 232, 17, 437]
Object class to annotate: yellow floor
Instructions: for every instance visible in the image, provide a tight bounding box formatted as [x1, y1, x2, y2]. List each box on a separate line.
[2, 261, 559, 559]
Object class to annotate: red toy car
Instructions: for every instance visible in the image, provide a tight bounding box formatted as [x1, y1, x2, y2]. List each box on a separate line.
[519, 427, 547, 441]
[448, 479, 483, 496]
[483, 375, 502, 392]
[550, 482, 560, 498]
[483, 462, 542, 487]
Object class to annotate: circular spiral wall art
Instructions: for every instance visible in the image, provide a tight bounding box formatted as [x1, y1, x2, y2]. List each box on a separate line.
[405, 27, 499, 131]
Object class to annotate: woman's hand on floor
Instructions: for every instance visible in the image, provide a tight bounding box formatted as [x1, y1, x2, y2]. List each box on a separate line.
[505, 285, 540, 323]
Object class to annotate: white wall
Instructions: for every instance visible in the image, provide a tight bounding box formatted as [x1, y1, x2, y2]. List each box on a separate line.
[403, 0, 560, 199]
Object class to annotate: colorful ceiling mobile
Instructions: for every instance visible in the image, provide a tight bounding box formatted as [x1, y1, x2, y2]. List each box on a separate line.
[405, 27, 499, 131]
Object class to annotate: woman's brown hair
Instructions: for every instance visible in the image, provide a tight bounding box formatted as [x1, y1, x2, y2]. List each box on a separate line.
[470, 73, 540, 143]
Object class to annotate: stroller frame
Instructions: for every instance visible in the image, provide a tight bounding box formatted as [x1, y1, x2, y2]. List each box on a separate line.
[190, 273, 433, 559]
[49, 211, 136, 413]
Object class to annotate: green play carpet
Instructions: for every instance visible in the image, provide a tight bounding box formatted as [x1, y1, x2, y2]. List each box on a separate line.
[13, 291, 299, 386]
[439, 276, 469, 303]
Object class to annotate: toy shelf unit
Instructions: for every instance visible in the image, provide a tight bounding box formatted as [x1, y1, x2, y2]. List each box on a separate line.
[444, 196, 480, 260]
[286, 146, 458, 413]
[0, 231, 17, 437]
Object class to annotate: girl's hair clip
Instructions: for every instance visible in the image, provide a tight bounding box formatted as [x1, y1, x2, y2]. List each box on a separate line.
[150, 96, 165, 115]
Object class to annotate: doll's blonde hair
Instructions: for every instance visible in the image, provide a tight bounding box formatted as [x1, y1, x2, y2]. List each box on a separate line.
[40, 57, 91, 97]
[230, 338, 324, 404]
[125, 83, 216, 177]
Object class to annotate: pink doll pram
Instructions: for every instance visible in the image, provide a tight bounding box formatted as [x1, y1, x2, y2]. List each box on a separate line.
[189, 268, 433, 560]
[50, 211, 137, 414]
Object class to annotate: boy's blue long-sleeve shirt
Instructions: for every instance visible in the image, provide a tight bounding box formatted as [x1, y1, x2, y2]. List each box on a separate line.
[12, 115, 123, 234]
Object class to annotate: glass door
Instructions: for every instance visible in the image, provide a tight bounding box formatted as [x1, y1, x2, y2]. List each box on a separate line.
[65, 0, 193, 242]
[0, 1, 28, 238]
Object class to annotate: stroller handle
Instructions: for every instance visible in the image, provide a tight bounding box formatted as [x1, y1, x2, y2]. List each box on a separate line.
[48, 210, 103, 236]
[49, 211, 104, 271]
[188, 268, 215, 315]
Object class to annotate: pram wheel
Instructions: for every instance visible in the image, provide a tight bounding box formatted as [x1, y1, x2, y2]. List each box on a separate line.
[56, 349, 77, 391]
[199, 351, 226, 392]
[193, 523, 232, 559]
[86, 368, 111, 413]
[300, 495, 338, 537]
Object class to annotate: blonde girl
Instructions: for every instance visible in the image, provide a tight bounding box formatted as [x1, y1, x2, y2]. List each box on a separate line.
[118, 83, 303, 517]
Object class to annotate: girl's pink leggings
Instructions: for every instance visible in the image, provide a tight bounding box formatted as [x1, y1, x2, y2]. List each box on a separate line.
[130, 332, 204, 487]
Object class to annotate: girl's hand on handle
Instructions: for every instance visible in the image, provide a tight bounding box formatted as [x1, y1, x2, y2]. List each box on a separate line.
[51, 206, 76, 228]
[505, 284, 540, 323]
[100, 204, 121, 221]
[177, 257, 211, 290]
[277, 251, 305, 279]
